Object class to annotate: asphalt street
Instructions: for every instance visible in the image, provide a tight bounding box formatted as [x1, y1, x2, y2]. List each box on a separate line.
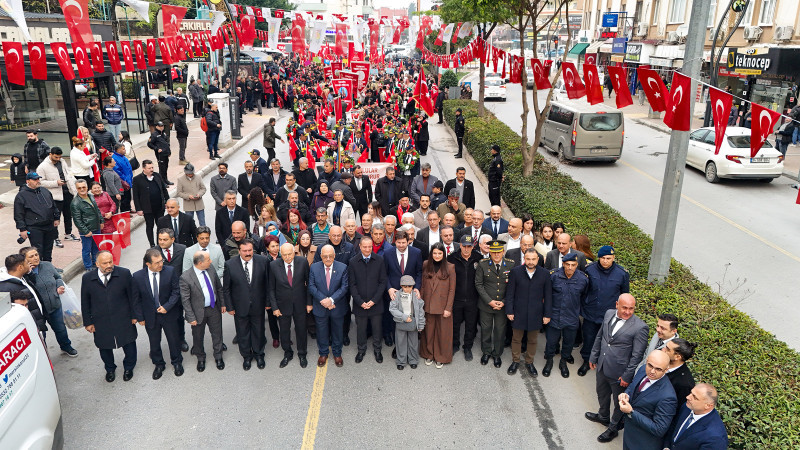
[52, 114, 611, 449]
[468, 72, 800, 350]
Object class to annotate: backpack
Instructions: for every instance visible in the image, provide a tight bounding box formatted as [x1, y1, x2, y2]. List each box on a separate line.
[200, 116, 208, 132]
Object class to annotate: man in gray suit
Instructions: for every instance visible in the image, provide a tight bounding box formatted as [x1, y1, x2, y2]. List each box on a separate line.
[585, 293, 649, 444]
[180, 251, 226, 373]
[544, 233, 587, 271]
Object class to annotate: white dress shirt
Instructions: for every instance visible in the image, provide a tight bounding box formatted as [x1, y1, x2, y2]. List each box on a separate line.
[526, 267, 536, 279]
[396, 248, 408, 268]
[148, 268, 159, 297]
[610, 315, 627, 335]
[427, 228, 439, 249]
[193, 267, 213, 307]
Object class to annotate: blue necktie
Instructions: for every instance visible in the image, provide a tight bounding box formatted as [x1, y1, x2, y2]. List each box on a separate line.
[202, 270, 215, 308]
[229, 210, 234, 222]
[675, 415, 694, 440]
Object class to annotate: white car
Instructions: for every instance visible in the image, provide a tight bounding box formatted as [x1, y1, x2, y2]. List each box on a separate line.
[551, 79, 568, 101]
[686, 126, 784, 183]
[525, 69, 534, 88]
[484, 78, 507, 101]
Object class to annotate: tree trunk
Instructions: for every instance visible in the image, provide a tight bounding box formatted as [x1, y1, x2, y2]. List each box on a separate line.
[518, 12, 531, 174]
[478, 27, 486, 117]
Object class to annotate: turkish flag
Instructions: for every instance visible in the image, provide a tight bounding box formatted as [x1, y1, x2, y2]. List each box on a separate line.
[72, 42, 93, 78]
[530, 59, 551, 89]
[434, 24, 447, 46]
[3, 42, 24, 85]
[335, 23, 348, 57]
[50, 42, 75, 80]
[452, 22, 463, 44]
[369, 20, 380, 60]
[105, 41, 121, 72]
[210, 31, 222, 51]
[560, 62, 586, 99]
[292, 13, 307, 56]
[663, 71, 692, 132]
[274, 9, 284, 18]
[240, 15, 256, 47]
[158, 38, 173, 65]
[112, 212, 132, 248]
[93, 234, 122, 265]
[510, 55, 522, 84]
[90, 41, 105, 73]
[166, 36, 180, 62]
[162, 5, 187, 38]
[59, 0, 94, 47]
[636, 67, 669, 112]
[413, 65, 435, 117]
[416, 26, 427, 50]
[334, 96, 343, 122]
[607, 66, 633, 108]
[120, 41, 134, 72]
[583, 64, 603, 105]
[709, 88, 734, 155]
[134, 40, 147, 70]
[749, 103, 781, 158]
[28, 42, 47, 80]
[146, 39, 157, 67]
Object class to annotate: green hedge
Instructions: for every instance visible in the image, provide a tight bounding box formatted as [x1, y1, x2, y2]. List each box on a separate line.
[443, 99, 800, 448]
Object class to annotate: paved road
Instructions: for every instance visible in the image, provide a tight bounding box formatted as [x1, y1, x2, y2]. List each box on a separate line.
[53, 115, 613, 449]
[467, 72, 800, 349]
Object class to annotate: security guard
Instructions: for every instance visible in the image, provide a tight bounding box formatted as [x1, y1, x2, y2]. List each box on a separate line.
[544, 252, 589, 378]
[147, 121, 172, 185]
[487, 144, 504, 206]
[454, 108, 465, 158]
[475, 240, 513, 368]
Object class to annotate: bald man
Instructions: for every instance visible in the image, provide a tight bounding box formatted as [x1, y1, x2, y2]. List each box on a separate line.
[157, 198, 198, 247]
[268, 243, 312, 368]
[618, 351, 677, 449]
[665, 383, 728, 450]
[497, 218, 523, 251]
[482, 206, 508, 239]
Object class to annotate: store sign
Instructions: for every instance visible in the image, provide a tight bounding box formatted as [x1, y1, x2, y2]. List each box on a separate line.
[602, 13, 619, 27]
[600, 31, 618, 38]
[612, 38, 627, 54]
[727, 47, 772, 75]
[625, 43, 642, 62]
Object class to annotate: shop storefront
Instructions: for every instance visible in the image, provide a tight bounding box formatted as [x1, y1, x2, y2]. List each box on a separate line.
[723, 46, 800, 118]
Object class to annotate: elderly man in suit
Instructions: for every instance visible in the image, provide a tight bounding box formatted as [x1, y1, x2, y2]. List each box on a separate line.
[586, 293, 649, 443]
[482, 206, 508, 239]
[408, 162, 438, 208]
[664, 384, 728, 450]
[224, 239, 270, 371]
[215, 191, 250, 245]
[157, 199, 197, 247]
[180, 251, 226, 372]
[182, 226, 226, 278]
[349, 236, 388, 364]
[82, 251, 139, 382]
[505, 249, 551, 377]
[459, 209, 492, 242]
[156, 228, 189, 352]
[269, 243, 312, 368]
[544, 233, 587, 271]
[309, 245, 350, 367]
[637, 313, 680, 372]
[237, 161, 264, 207]
[618, 350, 677, 449]
[384, 229, 423, 350]
[506, 235, 544, 268]
[132, 248, 183, 379]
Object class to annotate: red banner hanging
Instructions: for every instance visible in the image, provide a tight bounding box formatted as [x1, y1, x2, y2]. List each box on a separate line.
[708, 87, 733, 155]
[583, 64, 604, 105]
[28, 42, 47, 80]
[90, 41, 104, 73]
[51, 42, 75, 80]
[161, 5, 188, 38]
[120, 41, 134, 72]
[334, 22, 348, 57]
[105, 41, 121, 72]
[59, 0, 94, 47]
[292, 13, 307, 56]
[73, 42, 93, 78]
[3, 42, 24, 85]
[749, 103, 781, 158]
[663, 71, 692, 132]
[607, 66, 633, 108]
[560, 62, 586, 100]
[636, 67, 669, 112]
[134, 40, 146, 70]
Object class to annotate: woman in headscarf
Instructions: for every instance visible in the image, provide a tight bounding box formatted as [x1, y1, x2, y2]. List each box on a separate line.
[419, 242, 456, 369]
[311, 180, 334, 211]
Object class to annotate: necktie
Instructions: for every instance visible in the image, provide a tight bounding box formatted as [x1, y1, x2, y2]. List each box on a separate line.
[287, 264, 293, 287]
[173, 217, 179, 236]
[495, 263, 500, 273]
[103, 274, 109, 286]
[610, 317, 622, 335]
[244, 261, 250, 284]
[229, 210, 234, 222]
[674, 415, 695, 440]
[326, 266, 331, 289]
[656, 338, 664, 349]
[474, 228, 479, 240]
[152, 272, 160, 308]
[166, 249, 171, 262]
[493, 221, 498, 235]
[202, 270, 215, 308]
[447, 245, 451, 255]
[637, 377, 650, 393]
[399, 253, 405, 273]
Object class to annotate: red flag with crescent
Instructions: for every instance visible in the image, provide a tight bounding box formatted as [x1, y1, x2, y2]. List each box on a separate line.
[583, 64, 603, 105]
[663, 71, 692, 131]
[560, 62, 585, 99]
[120, 41, 134, 72]
[59, 0, 94, 47]
[292, 13, 307, 56]
[161, 5, 187, 38]
[749, 103, 781, 158]
[3, 42, 24, 85]
[72, 42, 93, 78]
[28, 42, 47, 80]
[146, 39, 157, 67]
[105, 41, 122, 72]
[240, 15, 256, 47]
[93, 234, 122, 264]
[607, 66, 633, 108]
[134, 40, 147, 70]
[709, 87, 734, 155]
[636, 67, 669, 112]
[90, 41, 105, 73]
[530, 58, 551, 89]
[50, 42, 75, 80]
[112, 212, 132, 248]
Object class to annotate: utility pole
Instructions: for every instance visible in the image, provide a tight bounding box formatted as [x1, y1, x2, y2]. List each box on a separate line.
[647, 0, 713, 283]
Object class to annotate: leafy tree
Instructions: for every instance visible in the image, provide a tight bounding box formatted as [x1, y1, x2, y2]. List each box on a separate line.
[440, 70, 459, 89]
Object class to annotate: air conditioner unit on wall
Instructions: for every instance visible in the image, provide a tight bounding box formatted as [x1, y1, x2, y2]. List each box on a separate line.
[775, 26, 794, 41]
[676, 25, 689, 38]
[637, 23, 649, 36]
[744, 26, 763, 40]
[666, 31, 679, 43]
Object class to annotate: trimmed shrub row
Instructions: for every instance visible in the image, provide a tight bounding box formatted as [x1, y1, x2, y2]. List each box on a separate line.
[442, 99, 800, 449]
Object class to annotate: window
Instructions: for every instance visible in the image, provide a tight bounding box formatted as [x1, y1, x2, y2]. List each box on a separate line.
[759, 0, 776, 25]
[689, 129, 708, 142]
[708, 0, 717, 27]
[739, 1, 754, 27]
[669, 0, 687, 23]
[653, 0, 661, 25]
[580, 113, 622, 131]
[635, 1, 644, 22]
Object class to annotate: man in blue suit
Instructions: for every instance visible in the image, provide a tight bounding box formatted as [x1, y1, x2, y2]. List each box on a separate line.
[664, 383, 728, 450]
[383, 229, 423, 348]
[618, 350, 677, 450]
[482, 205, 508, 239]
[131, 248, 183, 380]
[309, 245, 350, 368]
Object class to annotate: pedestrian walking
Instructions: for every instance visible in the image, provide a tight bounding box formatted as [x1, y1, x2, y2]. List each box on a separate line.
[487, 144, 504, 207]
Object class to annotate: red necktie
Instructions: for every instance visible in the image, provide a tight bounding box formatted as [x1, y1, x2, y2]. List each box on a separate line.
[287, 264, 293, 287]
[325, 266, 331, 289]
[166, 249, 171, 262]
[447, 245, 451, 255]
[400, 253, 405, 273]
[637, 377, 650, 393]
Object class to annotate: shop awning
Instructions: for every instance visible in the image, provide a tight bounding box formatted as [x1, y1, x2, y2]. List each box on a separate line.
[585, 40, 608, 54]
[567, 43, 590, 57]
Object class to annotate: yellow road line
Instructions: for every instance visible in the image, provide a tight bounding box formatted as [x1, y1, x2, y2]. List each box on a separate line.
[619, 160, 800, 264]
[301, 362, 328, 449]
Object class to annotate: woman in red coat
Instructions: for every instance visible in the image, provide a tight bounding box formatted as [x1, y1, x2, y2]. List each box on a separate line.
[419, 242, 456, 368]
[91, 181, 117, 234]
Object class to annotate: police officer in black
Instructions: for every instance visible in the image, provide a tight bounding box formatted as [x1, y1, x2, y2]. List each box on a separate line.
[147, 121, 173, 185]
[487, 144, 504, 206]
[454, 108, 465, 158]
[447, 234, 482, 361]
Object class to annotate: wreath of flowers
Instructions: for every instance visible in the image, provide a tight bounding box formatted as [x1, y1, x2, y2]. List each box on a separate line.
[285, 122, 299, 137]
[395, 146, 419, 172]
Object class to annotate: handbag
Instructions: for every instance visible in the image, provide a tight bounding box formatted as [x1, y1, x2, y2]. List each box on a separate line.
[129, 156, 140, 171]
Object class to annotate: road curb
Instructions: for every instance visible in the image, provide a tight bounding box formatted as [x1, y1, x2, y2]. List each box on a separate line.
[61, 120, 270, 283]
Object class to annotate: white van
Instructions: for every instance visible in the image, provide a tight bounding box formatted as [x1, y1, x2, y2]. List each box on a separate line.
[0, 293, 63, 449]
[541, 101, 625, 162]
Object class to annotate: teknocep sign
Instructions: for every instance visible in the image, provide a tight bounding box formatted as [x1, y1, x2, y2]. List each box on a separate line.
[726, 47, 800, 78]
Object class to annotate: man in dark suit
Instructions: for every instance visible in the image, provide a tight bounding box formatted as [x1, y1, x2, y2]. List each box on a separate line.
[458, 209, 491, 241]
[156, 199, 197, 247]
[383, 230, 423, 348]
[262, 158, 288, 200]
[309, 245, 350, 367]
[215, 190, 250, 245]
[416, 210, 442, 250]
[156, 228, 189, 352]
[618, 351, 677, 449]
[180, 251, 226, 372]
[131, 249, 183, 379]
[664, 383, 728, 450]
[248, 149, 270, 176]
[505, 249, 551, 377]
[544, 233, 588, 271]
[663, 338, 697, 403]
[223, 239, 269, 370]
[374, 166, 403, 217]
[237, 161, 264, 206]
[132, 160, 169, 248]
[81, 251, 139, 382]
[268, 243, 312, 368]
[406, 225, 429, 261]
[348, 236, 387, 364]
[506, 235, 544, 268]
[586, 293, 650, 443]
[443, 167, 476, 209]
[482, 205, 509, 239]
[312, 226, 355, 345]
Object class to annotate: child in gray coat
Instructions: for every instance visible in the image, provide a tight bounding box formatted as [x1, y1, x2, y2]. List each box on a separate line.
[389, 275, 426, 370]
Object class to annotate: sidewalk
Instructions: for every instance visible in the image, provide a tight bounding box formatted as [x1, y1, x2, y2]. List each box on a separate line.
[0, 108, 276, 281]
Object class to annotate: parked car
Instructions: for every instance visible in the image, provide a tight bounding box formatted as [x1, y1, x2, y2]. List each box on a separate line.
[525, 69, 534, 88]
[686, 126, 784, 183]
[541, 101, 624, 162]
[551, 79, 568, 101]
[484, 78, 507, 101]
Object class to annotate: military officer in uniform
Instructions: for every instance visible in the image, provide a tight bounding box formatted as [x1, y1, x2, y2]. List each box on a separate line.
[474, 240, 513, 368]
[544, 252, 589, 378]
[487, 144, 504, 207]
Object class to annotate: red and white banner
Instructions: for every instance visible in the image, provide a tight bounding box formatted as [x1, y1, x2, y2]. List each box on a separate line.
[560, 62, 586, 100]
[161, 5, 187, 38]
[749, 103, 781, 158]
[708, 87, 733, 155]
[350, 61, 370, 92]
[607, 66, 633, 109]
[663, 71, 692, 132]
[637, 68, 669, 112]
[3, 41, 24, 85]
[59, 0, 94, 47]
[583, 64, 603, 105]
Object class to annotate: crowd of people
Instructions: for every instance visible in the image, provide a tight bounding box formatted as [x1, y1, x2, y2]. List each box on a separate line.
[5, 54, 728, 449]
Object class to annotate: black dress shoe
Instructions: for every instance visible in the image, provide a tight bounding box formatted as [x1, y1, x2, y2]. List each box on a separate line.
[410, 364, 417, 369]
[493, 356, 502, 368]
[164, 180, 174, 186]
[222, 343, 228, 352]
[584, 412, 610, 426]
[480, 354, 491, 365]
[374, 351, 383, 363]
[391, 348, 397, 359]
[560, 359, 570, 378]
[542, 358, 554, 377]
[216, 359, 225, 370]
[578, 361, 590, 376]
[181, 340, 189, 352]
[232, 336, 239, 344]
[454, 154, 462, 158]
[105, 371, 115, 382]
[173, 364, 184, 376]
[397, 364, 404, 370]
[343, 336, 350, 346]
[597, 428, 618, 443]
[197, 360, 206, 372]
[299, 355, 308, 368]
[504, 339, 512, 347]
[256, 356, 266, 369]
[464, 348, 473, 361]
[152, 365, 165, 380]
[452, 345, 460, 354]
[385, 334, 394, 347]
[564, 355, 574, 364]
[526, 363, 538, 377]
[243, 358, 252, 370]
[308, 332, 317, 340]
[123, 369, 134, 381]
[507, 362, 519, 375]
[355, 352, 365, 363]
[280, 353, 294, 368]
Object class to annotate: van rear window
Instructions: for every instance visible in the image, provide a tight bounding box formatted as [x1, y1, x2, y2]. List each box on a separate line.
[580, 113, 622, 131]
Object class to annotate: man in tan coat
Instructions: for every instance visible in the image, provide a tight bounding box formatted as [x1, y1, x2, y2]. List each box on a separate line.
[176, 164, 207, 226]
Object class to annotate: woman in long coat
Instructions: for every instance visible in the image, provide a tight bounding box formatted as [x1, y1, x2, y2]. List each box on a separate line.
[419, 242, 456, 368]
